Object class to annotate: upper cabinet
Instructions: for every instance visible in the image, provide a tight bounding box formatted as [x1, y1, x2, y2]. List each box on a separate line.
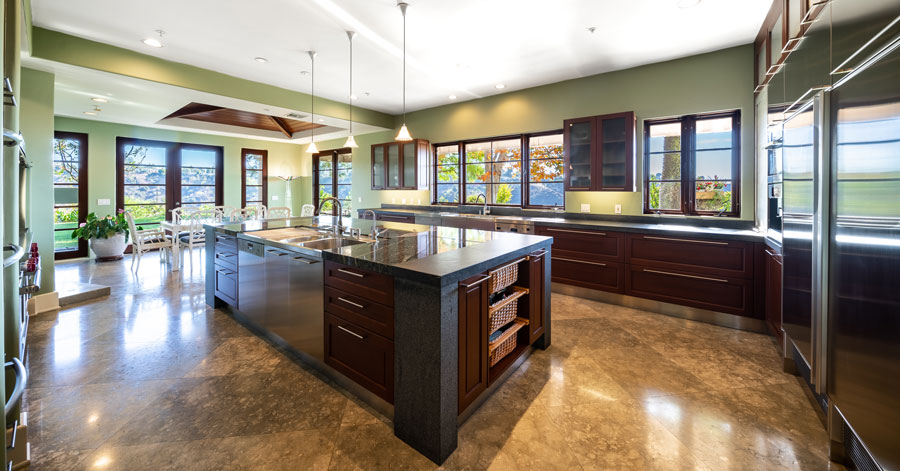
[563, 111, 636, 192]
[371, 139, 431, 190]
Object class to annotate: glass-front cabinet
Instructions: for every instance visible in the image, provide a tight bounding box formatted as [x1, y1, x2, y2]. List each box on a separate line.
[563, 111, 635, 191]
[371, 139, 431, 190]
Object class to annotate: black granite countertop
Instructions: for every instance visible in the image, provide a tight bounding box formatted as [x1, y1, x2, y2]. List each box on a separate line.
[207, 216, 552, 286]
[361, 207, 765, 243]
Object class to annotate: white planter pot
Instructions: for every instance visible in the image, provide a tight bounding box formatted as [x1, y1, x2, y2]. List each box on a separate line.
[89, 233, 127, 259]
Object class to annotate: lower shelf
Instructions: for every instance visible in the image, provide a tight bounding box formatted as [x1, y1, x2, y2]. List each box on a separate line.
[489, 342, 530, 385]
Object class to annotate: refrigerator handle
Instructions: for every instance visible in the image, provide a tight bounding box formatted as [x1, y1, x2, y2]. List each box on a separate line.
[811, 90, 831, 395]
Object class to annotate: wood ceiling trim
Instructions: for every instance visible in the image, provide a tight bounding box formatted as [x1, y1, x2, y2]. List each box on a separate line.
[269, 116, 293, 138]
[164, 102, 327, 137]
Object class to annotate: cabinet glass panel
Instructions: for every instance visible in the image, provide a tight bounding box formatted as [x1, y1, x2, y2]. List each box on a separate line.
[600, 117, 627, 188]
[770, 16, 783, 61]
[567, 121, 592, 188]
[372, 146, 385, 188]
[387, 144, 400, 188]
[402, 142, 416, 188]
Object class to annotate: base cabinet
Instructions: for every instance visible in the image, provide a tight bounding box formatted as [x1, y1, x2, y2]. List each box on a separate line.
[325, 314, 394, 403]
[458, 273, 489, 414]
[765, 249, 784, 342]
[626, 265, 753, 316]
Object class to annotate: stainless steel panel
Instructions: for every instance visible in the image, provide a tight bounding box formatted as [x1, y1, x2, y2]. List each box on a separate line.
[284, 253, 325, 361]
[237, 240, 266, 328]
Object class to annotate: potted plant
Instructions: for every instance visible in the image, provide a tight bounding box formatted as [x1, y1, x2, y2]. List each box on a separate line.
[72, 211, 131, 260]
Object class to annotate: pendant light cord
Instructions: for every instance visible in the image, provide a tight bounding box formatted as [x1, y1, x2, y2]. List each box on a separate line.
[349, 34, 353, 136]
[402, 5, 407, 123]
[311, 52, 315, 144]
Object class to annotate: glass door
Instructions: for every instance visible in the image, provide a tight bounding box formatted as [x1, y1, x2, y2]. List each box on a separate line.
[563, 117, 594, 190]
[372, 145, 385, 189]
[179, 146, 222, 212]
[387, 143, 400, 189]
[52, 132, 88, 259]
[599, 116, 627, 189]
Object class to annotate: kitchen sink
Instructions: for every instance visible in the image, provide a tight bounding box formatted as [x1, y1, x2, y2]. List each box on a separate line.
[280, 235, 328, 244]
[300, 238, 370, 250]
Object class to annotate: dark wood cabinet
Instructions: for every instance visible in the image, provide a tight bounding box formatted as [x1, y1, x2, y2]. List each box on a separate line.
[552, 257, 625, 294]
[534, 226, 624, 262]
[563, 111, 635, 192]
[324, 260, 394, 306]
[325, 313, 394, 403]
[325, 286, 394, 340]
[765, 248, 784, 343]
[626, 233, 753, 279]
[526, 250, 547, 344]
[371, 139, 431, 190]
[458, 273, 489, 414]
[626, 265, 753, 317]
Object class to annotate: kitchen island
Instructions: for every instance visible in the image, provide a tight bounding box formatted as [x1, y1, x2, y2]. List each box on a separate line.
[205, 216, 552, 464]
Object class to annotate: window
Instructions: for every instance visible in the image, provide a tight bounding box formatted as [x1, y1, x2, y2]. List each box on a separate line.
[241, 149, 268, 207]
[432, 131, 563, 208]
[116, 137, 223, 227]
[314, 149, 352, 216]
[644, 111, 740, 216]
[53, 131, 88, 259]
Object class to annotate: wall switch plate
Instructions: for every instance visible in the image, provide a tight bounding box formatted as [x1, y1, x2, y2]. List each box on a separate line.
[358, 197, 362, 202]
[580, 203, 590, 213]
[614, 204, 622, 214]
[98, 199, 110, 206]
[272, 195, 279, 201]
[401, 198, 407, 204]
[417, 199, 421, 205]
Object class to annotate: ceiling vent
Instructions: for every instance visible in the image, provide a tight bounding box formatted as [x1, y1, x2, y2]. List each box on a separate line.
[285, 112, 307, 119]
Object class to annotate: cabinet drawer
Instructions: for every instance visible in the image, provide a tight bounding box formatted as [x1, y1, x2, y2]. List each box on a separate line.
[214, 267, 238, 306]
[325, 286, 394, 340]
[551, 256, 625, 293]
[376, 214, 415, 224]
[325, 314, 394, 403]
[214, 233, 238, 252]
[626, 265, 753, 316]
[626, 233, 753, 279]
[535, 226, 624, 262]
[324, 261, 394, 306]
[213, 249, 238, 272]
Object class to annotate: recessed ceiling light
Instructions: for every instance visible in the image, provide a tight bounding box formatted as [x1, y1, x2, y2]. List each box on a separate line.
[83, 111, 96, 115]
[349, 94, 358, 100]
[448, 95, 457, 100]
[318, 118, 325, 122]
[495, 84, 505, 89]
[92, 97, 108, 103]
[254, 57, 268, 63]
[677, 0, 701, 8]
[142, 37, 162, 48]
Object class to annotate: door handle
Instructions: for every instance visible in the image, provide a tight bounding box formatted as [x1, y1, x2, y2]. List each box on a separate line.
[643, 269, 728, 283]
[459, 275, 491, 288]
[337, 325, 365, 340]
[643, 235, 728, 246]
[552, 256, 606, 267]
[337, 268, 365, 278]
[545, 228, 606, 236]
[292, 256, 318, 264]
[337, 297, 365, 309]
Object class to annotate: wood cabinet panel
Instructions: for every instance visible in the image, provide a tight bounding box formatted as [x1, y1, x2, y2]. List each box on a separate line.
[552, 257, 625, 294]
[563, 112, 635, 192]
[325, 314, 394, 403]
[325, 286, 394, 340]
[458, 273, 489, 414]
[527, 249, 547, 344]
[765, 248, 784, 342]
[535, 226, 624, 262]
[371, 139, 430, 190]
[626, 265, 753, 316]
[324, 261, 394, 306]
[626, 233, 753, 279]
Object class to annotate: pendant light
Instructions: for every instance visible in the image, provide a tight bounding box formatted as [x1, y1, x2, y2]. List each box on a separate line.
[395, 2, 413, 141]
[306, 51, 320, 154]
[344, 31, 359, 149]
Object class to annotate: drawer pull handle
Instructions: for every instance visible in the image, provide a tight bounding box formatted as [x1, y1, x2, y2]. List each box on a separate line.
[338, 325, 365, 340]
[216, 252, 235, 258]
[643, 269, 728, 283]
[643, 236, 728, 246]
[552, 256, 606, 267]
[546, 228, 606, 236]
[292, 256, 318, 264]
[337, 268, 365, 278]
[459, 275, 491, 288]
[338, 297, 365, 309]
[217, 268, 236, 276]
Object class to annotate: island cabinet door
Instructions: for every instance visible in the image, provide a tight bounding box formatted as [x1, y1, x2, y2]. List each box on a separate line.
[458, 273, 489, 414]
[325, 314, 394, 403]
[527, 250, 547, 344]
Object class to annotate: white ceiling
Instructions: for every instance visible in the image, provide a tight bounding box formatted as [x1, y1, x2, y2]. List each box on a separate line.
[31, 0, 771, 115]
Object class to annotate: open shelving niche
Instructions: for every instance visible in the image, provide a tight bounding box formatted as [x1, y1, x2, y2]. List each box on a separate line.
[485, 257, 534, 385]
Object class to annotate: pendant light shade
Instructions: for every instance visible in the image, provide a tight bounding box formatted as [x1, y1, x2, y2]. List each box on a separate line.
[396, 2, 413, 141]
[344, 31, 359, 149]
[306, 50, 319, 154]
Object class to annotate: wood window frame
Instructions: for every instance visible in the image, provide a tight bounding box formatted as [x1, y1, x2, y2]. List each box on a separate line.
[313, 147, 353, 216]
[431, 130, 565, 209]
[115, 137, 224, 224]
[642, 110, 741, 217]
[53, 131, 89, 260]
[241, 148, 268, 207]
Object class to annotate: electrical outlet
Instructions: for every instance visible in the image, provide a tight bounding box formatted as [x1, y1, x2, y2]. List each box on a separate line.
[580, 203, 590, 213]
[614, 204, 622, 214]
[97, 199, 110, 206]
[416, 199, 421, 205]
[401, 198, 407, 204]
[358, 196, 362, 202]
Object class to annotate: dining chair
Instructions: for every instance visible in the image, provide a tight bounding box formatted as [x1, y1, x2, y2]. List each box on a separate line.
[125, 211, 176, 272]
[180, 209, 218, 266]
[300, 204, 316, 217]
[267, 206, 291, 218]
[244, 204, 267, 220]
[214, 205, 235, 222]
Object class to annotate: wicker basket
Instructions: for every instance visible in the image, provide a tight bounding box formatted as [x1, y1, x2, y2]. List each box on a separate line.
[489, 318, 528, 367]
[488, 286, 529, 334]
[488, 258, 524, 294]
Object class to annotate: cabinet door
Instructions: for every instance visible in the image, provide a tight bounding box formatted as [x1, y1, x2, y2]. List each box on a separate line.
[400, 141, 417, 189]
[563, 117, 595, 191]
[527, 250, 546, 344]
[325, 314, 394, 403]
[458, 273, 488, 414]
[765, 249, 783, 342]
[626, 265, 753, 317]
[372, 145, 386, 189]
[597, 112, 635, 191]
[387, 144, 401, 189]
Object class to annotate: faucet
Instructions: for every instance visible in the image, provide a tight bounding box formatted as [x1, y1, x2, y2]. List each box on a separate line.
[474, 193, 489, 215]
[364, 209, 388, 239]
[317, 197, 343, 235]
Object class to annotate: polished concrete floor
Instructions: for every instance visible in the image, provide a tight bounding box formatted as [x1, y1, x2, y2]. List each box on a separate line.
[24, 251, 843, 470]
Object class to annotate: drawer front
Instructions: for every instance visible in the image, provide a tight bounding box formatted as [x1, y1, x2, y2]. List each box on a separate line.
[325, 314, 394, 403]
[325, 286, 394, 340]
[213, 249, 238, 271]
[214, 233, 238, 252]
[551, 256, 625, 293]
[626, 233, 753, 279]
[535, 226, 624, 262]
[214, 267, 238, 305]
[375, 213, 415, 224]
[626, 265, 753, 316]
[324, 261, 394, 306]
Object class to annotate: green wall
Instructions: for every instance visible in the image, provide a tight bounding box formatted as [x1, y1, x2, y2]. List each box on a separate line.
[20, 67, 55, 291]
[53, 116, 315, 222]
[324, 44, 756, 219]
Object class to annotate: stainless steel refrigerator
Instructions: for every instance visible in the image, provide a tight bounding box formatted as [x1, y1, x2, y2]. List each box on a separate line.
[781, 9, 900, 469]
